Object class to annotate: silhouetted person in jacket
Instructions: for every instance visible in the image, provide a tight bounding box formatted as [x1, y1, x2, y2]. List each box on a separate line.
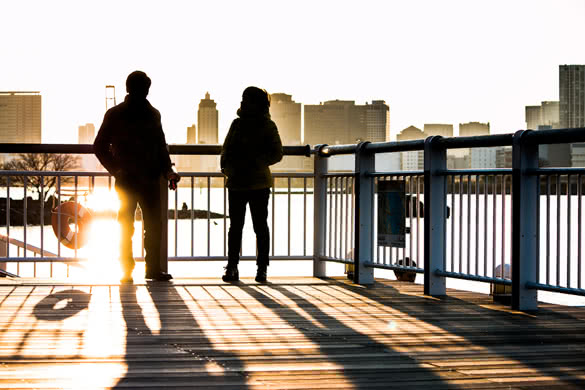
[94, 71, 180, 283]
[221, 87, 283, 282]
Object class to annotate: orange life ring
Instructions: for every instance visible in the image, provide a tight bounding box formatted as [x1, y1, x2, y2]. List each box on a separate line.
[51, 202, 92, 249]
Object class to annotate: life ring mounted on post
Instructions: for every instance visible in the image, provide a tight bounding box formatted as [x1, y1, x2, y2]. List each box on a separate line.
[51, 202, 92, 249]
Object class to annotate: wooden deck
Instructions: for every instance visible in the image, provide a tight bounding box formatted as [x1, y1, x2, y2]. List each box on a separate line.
[0, 277, 584, 389]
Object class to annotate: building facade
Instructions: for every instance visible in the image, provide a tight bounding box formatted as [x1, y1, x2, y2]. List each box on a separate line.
[560, 65, 585, 129]
[423, 123, 453, 138]
[78, 123, 95, 144]
[459, 122, 490, 137]
[187, 124, 196, 144]
[270, 93, 301, 145]
[197, 92, 218, 145]
[525, 101, 559, 130]
[0, 91, 41, 143]
[365, 100, 390, 142]
[397, 126, 426, 171]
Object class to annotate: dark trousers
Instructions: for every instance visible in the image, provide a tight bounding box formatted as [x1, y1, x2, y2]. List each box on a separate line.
[228, 188, 270, 267]
[116, 178, 163, 275]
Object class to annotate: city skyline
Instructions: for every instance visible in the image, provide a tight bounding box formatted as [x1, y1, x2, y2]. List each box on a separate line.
[1, 1, 584, 145]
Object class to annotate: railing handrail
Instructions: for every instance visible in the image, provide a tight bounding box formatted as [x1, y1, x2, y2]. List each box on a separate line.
[0, 143, 312, 156]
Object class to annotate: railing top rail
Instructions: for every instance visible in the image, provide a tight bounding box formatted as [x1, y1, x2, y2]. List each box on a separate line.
[521, 127, 585, 145]
[0, 143, 312, 157]
[438, 133, 514, 149]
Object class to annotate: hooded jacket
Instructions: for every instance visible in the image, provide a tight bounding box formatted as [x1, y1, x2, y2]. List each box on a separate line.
[221, 109, 283, 190]
[94, 95, 173, 185]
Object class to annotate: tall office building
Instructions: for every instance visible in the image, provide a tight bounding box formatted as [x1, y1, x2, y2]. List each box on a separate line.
[187, 124, 196, 144]
[304, 100, 388, 146]
[366, 101, 390, 142]
[459, 122, 490, 137]
[560, 65, 585, 166]
[78, 123, 95, 144]
[197, 92, 218, 145]
[0, 91, 41, 143]
[560, 65, 585, 129]
[270, 93, 301, 145]
[525, 101, 559, 130]
[424, 124, 453, 138]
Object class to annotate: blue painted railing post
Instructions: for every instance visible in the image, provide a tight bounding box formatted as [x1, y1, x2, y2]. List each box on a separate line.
[354, 142, 375, 285]
[512, 130, 539, 311]
[313, 145, 328, 278]
[424, 136, 447, 296]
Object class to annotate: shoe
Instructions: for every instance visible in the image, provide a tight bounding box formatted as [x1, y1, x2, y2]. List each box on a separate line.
[120, 274, 133, 284]
[145, 271, 173, 281]
[222, 265, 239, 282]
[255, 265, 267, 283]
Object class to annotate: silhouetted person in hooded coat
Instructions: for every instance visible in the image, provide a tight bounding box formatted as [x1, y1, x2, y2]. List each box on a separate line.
[94, 71, 180, 283]
[221, 86, 283, 282]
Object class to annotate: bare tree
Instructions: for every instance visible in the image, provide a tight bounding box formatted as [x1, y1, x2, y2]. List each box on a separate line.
[1, 153, 80, 201]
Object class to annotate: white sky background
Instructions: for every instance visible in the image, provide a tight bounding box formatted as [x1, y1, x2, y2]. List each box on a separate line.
[1, 0, 584, 144]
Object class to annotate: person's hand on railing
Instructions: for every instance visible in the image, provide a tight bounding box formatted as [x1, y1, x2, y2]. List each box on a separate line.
[167, 168, 180, 190]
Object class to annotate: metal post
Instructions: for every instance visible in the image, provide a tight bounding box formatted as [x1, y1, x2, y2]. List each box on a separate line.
[354, 142, 374, 285]
[424, 136, 447, 296]
[160, 176, 169, 273]
[313, 145, 328, 278]
[512, 130, 539, 311]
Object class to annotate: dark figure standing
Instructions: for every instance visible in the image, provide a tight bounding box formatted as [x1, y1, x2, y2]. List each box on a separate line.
[94, 71, 180, 283]
[221, 87, 283, 282]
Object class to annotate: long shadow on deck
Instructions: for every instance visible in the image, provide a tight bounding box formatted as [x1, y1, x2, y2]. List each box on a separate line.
[114, 283, 251, 389]
[315, 279, 585, 389]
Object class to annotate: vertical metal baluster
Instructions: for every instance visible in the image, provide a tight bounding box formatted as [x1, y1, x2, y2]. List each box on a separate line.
[350, 177, 355, 261]
[578, 174, 582, 289]
[335, 176, 340, 258]
[475, 175, 479, 276]
[191, 177, 194, 257]
[467, 175, 471, 275]
[223, 177, 227, 257]
[492, 175, 497, 277]
[416, 175, 421, 268]
[546, 175, 551, 285]
[408, 176, 413, 267]
[557, 175, 561, 287]
[451, 175, 455, 272]
[207, 176, 211, 258]
[501, 175, 506, 279]
[272, 179, 275, 257]
[57, 176, 61, 259]
[40, 176, 44, 261]
[6, 177, 10, 262]
[73, 176, 78, 276]
[24, 176, 27, 261]
[484, 175, 488, 277]
[378, 178, 383, 265]
[171, 176, 176, 257]
[459, 175, 463, 273]
[345, 176, 350, 261]
[567, 175, 572, 287]
[327, 177, 333, 257]
[287, 177, 291, 257]
[303, 177, 307, 256]
[341, 176, 346, 261]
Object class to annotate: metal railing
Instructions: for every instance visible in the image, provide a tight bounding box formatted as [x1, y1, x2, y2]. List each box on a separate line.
[2, 129, 585, 311]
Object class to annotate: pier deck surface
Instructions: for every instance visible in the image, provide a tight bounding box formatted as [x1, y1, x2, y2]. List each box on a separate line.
[0, 276, 584, 389]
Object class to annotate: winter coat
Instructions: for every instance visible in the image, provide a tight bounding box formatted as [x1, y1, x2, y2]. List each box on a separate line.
[94, 95, 173, 185]
[221, 110, 283, 190]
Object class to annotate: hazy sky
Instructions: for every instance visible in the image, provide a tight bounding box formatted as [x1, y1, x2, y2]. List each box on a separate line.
[1, 0, 584, 144]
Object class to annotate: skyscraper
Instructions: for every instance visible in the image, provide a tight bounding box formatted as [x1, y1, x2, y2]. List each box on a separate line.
[187, 124, 196, 144]
[366, 100, 390, 142]
[78, 123, 95, 144]
[397, 126, 426, 170]
[270, 93, 301, 145]
[560, 65, 585, 129]
[459, 122, 490, 137]
[197, 92, 218, 144]
[525, 102, 559, 130]
[0, 91, 41, 143]
[304, 100, 389, 146]
[560, 65, 585, 166]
